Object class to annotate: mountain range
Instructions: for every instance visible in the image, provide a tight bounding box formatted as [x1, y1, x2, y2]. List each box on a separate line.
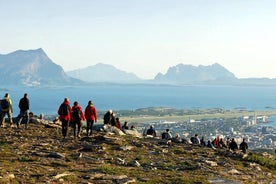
[0, 48, 82, 86]
[67, 63, 142, 83]
[0, 48, 275, 86]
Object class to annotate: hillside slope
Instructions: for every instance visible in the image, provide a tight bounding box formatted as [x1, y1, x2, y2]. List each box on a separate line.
[0, 118, 275, 183]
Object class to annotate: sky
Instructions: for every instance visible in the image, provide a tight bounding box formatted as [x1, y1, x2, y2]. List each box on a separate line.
[0, 0, 276, 79]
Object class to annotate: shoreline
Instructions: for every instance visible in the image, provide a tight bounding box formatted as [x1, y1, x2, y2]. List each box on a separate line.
[44, 108, 276, 127]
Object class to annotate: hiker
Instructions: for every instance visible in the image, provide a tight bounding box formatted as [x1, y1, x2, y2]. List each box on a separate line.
[115, 117, 121, 129]
[212, 136, 220, 148]
[84, 100, 97, 137]
[219, 138, 227, 148]
[0, 93, 13, 127]
[130, 125, 137, 131]
[239, 138, 249, 153]
[200, 136, 206, 147]
[161, 129, 172, 140]
[229, 138, 238, 151]
[17, 93, 30, 129]
[146, 125, 157, 137]
[58, 98, 71, 139]
[190, 134, 200, 145]
[171, 133, 183, 143]
[121, 121, 129, 131]
[103, 110, 115, 125]
[206, 140, 216, 149]
[71, 101, 85, 139]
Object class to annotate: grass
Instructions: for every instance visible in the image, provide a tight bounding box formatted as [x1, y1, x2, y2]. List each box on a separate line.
[246, 153, 276, 171]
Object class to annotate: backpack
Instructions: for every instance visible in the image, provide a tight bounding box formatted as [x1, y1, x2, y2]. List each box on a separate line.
[72, 107, 81, 120]
[59, 103, 70, 115]
[1, 99, 9, 110]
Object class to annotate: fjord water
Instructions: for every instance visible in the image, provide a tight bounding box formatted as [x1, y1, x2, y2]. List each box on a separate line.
[3, 84, 276, 114]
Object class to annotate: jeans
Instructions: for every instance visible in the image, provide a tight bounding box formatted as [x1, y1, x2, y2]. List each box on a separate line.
[72, 120, 82, 138]
[61, 120, 69, 138]
[86, 120, 95, 136]
[0, 110, 13, 126]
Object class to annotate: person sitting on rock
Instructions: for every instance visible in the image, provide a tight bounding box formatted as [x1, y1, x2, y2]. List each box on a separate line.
[191, 134, 200, 145]
[229, 138, 238, 151]
[200, 136, 206, 147]
[146, 125, 157, 137]
[161, 129, 172, 140]
[121, 121, 129, 130]
[115, 117, 121, 129]
[103, 110, 115, 125]
[130, 125, 137, 131]
[206, 140, 216, 149]
[239, 138, 248, 153]
[219, 138, 227, 148]
[171, 133, 183, 143]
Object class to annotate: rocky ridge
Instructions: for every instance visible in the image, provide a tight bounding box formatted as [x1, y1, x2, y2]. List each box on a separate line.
[0, 117, 275, 184]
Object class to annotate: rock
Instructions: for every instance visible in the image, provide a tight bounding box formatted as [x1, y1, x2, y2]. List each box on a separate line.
[117, 158, 126, 165]
[47, 152, 65, 158]
[103, 125, 125, 135]
[133, 160, 141, 167]
[228, 169, 241, 175]
[123, 129, 143, 138]
[205, 160, 218, 167]
[53, 172, 72, 179]
[120, 145, 134, 151]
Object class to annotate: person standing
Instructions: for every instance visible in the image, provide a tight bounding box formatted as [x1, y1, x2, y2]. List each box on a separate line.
[71, 101, 85, 139]
[0, 93, 13, 127]
[17, 93, 30, 129]
[84, 100, 97, 137]
[58, 98, 71, 139]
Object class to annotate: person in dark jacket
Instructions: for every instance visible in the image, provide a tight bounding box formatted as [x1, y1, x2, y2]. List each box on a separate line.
[103, 110, 115, 125]
[146, 125, 157, 137]
[239, 138, 249, 153]
[17, 93, 30, 129]
[84, 100, 97, 137]
[58, 98, 71, 139]
[229, 138, 238, 151]
[71, 101, 85, 139]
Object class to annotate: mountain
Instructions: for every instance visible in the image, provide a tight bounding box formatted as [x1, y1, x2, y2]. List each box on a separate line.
[154, 63, 238, 85]
[67, 63, 142, 83]
[0, 48, 82, 86]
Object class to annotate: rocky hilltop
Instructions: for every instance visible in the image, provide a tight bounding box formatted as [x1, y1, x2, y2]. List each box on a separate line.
[0, 116, 275, 184]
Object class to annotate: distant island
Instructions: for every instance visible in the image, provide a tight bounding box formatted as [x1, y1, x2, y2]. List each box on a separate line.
[1, 48, 276, 86]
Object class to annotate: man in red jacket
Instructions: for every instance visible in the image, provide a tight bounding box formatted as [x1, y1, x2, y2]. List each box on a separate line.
[71, 101, 85, 139]
[85, 100, 98, 137]
[58, 98, 71, 139]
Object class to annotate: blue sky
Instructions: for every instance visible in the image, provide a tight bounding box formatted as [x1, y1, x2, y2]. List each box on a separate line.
[1, 0, 276, 79]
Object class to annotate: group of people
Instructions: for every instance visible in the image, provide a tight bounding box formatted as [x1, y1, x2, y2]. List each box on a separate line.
[189, 134, 249, 153]
[0, 93, 30, 129]
[58, 98, 98, 139]
[146, 127, 249, 153]
[0, 93, 250, 153]
[102, 109, 135, 132]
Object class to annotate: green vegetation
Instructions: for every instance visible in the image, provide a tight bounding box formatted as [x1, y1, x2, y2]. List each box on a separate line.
[246, 153, 276, 171]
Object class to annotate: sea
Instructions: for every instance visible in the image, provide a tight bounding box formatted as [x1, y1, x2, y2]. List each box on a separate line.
[1, 84, 276, 128]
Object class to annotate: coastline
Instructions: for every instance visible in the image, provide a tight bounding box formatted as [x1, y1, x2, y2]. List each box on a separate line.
[44, 108, 276, 128]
